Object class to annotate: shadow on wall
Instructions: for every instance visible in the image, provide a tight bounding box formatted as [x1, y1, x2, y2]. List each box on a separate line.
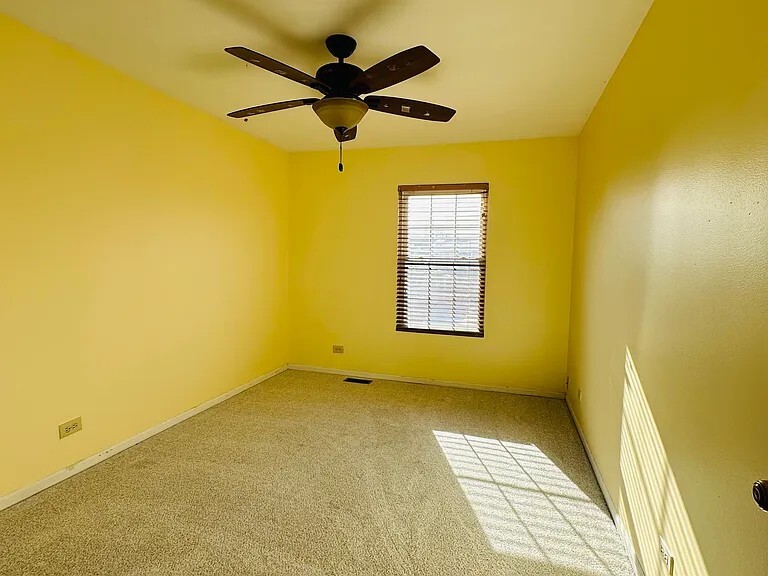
[619, 347, 709, 576]
[433, 431, 632, 576]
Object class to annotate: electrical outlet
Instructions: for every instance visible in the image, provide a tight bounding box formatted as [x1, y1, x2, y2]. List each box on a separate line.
[332, 345, 344, 354]
[58, 416, 82, 439]
[659, 536, 675, 575]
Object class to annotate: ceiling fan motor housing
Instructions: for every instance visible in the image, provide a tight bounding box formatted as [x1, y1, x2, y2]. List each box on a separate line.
[316, 62, 365, 97]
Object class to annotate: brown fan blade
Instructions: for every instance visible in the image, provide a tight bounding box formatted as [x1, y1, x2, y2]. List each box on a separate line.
[351, 46, 440, 94]
[334, 126, 358, 142]
[227, 98, 319, 119]
[364, 96, 456, 122]
[224, 47, 330, 93]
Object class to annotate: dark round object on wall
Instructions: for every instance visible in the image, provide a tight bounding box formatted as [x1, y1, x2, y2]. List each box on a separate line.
[753, 480, 768, 512]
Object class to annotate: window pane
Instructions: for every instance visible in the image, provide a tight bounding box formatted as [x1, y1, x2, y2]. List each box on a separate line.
[406, 195, 483, 260]
[404, 264, 482, 332]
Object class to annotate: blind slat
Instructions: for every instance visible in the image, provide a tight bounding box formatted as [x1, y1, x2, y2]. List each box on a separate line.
[395, 183, 488, 337]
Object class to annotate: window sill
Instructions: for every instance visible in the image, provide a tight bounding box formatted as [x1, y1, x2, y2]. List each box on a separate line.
[396, 327, 484, 338]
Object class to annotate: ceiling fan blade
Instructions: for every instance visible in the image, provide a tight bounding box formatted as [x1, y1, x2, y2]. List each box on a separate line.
[334, 126, 358, 142]
[224, 46, 330, 93]
[364, 96, 456, 122]
[351, 46, 440, 94]
[227, 98, 319, 119]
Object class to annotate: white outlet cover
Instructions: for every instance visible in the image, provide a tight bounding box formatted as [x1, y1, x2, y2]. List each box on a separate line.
[659, 535, 675, 575]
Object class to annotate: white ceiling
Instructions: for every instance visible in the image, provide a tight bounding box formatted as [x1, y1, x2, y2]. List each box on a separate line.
[0, 0, 653, 151]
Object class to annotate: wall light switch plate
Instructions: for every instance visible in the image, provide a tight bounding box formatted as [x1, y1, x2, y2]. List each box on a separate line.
[659, 535, 675, 575]
[332, 345, 344, 354]
[59, 416, 83, 439]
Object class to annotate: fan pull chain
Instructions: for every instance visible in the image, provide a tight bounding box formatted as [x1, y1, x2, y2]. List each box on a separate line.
[338, 141, 344, 172]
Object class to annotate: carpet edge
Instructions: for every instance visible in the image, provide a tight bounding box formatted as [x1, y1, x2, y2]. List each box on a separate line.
[286, 364, 566, 399]
[565, 397, 646, 576]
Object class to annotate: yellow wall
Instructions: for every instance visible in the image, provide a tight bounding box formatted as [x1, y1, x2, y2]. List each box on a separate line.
[568, 0, 768, 574]
[288, 139, 578, 394]
[0, 15, 290, 498]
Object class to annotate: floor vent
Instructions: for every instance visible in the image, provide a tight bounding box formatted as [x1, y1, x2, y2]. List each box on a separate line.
[344, 377, 373, 385]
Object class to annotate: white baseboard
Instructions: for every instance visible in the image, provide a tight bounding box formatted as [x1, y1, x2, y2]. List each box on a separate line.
[287, 364, 566, 399]
[566, 397, 645, 576]
[0, 365, 287, 511]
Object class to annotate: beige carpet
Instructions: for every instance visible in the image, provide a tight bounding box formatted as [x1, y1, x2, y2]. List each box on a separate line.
[0, 370, 633, 575]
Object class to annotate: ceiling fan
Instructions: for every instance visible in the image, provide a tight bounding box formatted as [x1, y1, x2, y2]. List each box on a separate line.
[224, 34, 456, 170]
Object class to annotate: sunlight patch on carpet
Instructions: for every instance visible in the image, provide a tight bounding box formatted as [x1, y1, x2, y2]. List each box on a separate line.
[433, 431, 627, 575]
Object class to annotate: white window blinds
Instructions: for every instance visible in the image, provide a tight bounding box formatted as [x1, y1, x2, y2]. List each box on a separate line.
[396, 183, 488, 337]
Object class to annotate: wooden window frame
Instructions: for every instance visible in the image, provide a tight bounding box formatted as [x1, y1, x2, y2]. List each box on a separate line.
[395, 182, 489, 338]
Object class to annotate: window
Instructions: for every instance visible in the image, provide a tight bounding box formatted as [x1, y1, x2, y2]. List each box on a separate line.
[396, 183, 488, 337]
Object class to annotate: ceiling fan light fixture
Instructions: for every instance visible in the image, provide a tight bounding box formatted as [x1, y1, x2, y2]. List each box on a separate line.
[312, 97, 368, 131]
